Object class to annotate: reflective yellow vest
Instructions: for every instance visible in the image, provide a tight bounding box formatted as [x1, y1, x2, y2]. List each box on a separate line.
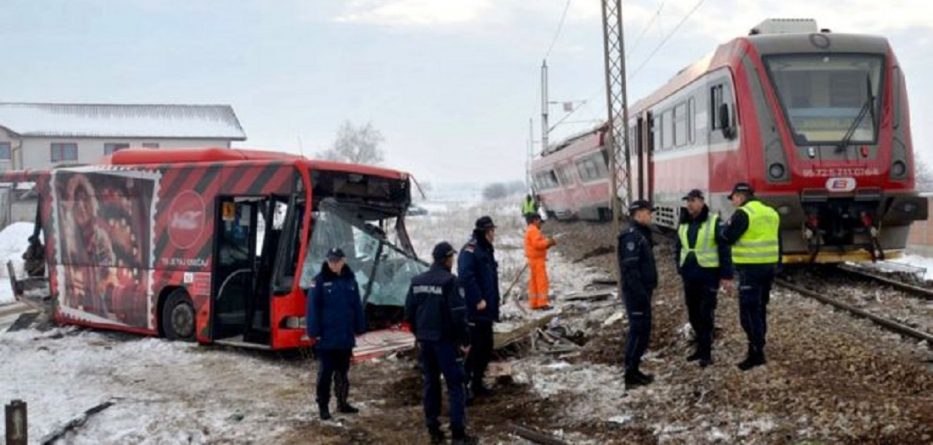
[522, 198, 537, 215]
[732, 200, 780, 265]
[678, 214, 720, 268]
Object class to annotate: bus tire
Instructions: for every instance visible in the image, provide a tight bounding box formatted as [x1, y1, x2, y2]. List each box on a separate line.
[162, 289, 196, 341]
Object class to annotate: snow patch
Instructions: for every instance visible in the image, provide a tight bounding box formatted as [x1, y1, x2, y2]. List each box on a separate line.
[0, 222, 33, 305]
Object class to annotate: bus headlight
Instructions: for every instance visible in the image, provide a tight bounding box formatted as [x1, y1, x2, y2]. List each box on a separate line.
[282, 316, 306, 329]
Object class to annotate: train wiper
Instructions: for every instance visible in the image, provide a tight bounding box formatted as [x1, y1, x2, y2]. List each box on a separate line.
[838, 74, 875, 150]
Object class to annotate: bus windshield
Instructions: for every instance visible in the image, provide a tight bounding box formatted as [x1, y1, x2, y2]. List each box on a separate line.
[300, 201, 427, 319]
[765, 54, 883, 145]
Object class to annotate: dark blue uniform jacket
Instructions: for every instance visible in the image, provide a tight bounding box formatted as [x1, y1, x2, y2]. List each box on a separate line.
[457, 233, 500, 322]
[618, 221, 658, 309]
[405, 264, 470, 347]
[306, 262, 366, 350]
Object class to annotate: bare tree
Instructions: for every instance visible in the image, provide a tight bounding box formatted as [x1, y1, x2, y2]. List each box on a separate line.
[916, 158, 933, 192]
[317, 121, 385, 165]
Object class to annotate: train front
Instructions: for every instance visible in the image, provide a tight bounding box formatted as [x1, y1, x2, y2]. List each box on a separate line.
[744, 31, 927, 262]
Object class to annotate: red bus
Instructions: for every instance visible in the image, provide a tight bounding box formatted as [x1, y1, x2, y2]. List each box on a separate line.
[3, 147, 426, 350]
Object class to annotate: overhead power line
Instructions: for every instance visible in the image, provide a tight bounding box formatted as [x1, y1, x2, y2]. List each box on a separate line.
[543, 0, 573, 60]
[628, 0, 707, 80]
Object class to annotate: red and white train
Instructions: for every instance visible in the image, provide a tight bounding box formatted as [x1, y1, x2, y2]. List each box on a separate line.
[531, 19, 928, 263]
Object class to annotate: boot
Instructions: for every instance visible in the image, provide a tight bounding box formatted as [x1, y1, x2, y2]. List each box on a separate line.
[337, 402, 359, 414]
[624, 369, 650, 388]
[318, 403, 332, 421]
[737, 347, 766, 371]
[428, 427, 445, 445]
[452, 427, 479, 445]
[686, 349, 702, 362]
[698, 356, 713, 368]
[634, 369, 654, 383]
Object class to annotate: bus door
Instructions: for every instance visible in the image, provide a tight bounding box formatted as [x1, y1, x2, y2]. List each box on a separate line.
[211, 196, 267, 346]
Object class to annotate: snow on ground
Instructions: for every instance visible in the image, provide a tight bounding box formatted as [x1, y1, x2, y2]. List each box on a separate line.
[0, 222, 32, 306]
[889, 253, 933, 281]
[0, 327, 314, 443]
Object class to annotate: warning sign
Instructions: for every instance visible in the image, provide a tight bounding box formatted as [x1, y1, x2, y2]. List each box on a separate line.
[222, 202, 236, 222]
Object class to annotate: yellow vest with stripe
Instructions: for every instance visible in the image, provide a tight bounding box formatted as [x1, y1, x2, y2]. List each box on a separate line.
[522, 198, 536, 215]
[678, 214, 720, 268]
[732, 200, 780, 265]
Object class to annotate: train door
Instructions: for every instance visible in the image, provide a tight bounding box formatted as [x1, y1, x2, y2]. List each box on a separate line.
[645, 111, 656, 202]
[636, 117, 646, 201]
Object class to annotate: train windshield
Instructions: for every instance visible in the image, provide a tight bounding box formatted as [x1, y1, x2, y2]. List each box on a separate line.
[765, 54, 883, 145]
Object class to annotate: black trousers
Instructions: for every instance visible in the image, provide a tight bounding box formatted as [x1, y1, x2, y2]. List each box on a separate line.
[465, 320, 494, 388]
[737, 265, 775, 350]
[683, 273, 719, 358]
[622, 289, 652, 370]
[316, 348, 352, 406]
[420, 340, 467, 431]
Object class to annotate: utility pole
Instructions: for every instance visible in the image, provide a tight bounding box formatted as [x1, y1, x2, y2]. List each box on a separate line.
[541, 60, 549, 155]
[601, 0, 633, 235]
[527, 118, 535, 190]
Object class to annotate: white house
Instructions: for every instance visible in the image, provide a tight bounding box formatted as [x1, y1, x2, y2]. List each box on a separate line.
[0, 103, 247, 171]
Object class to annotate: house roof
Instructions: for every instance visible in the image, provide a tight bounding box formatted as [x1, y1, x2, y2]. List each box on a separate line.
[0, 103, 247, 140]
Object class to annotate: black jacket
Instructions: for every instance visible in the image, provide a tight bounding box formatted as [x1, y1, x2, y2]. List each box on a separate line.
[674, 205, 733, 280]
[405, 264, 470, 347]
[457, 232, 500, 322]
[618, 221, 657, 302]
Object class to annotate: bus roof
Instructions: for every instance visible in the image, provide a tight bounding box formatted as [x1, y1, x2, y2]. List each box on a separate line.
[107, 147, 409, 181]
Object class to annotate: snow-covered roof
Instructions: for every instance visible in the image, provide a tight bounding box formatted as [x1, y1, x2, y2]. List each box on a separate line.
[0, 103, 246, 140]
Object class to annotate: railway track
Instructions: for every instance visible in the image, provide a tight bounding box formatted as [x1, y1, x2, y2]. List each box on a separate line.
[836, 264, 933, 301]
[775, 278, 933, 345]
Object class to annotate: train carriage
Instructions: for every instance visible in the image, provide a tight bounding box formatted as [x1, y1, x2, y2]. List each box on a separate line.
[532, 19, 928, 263]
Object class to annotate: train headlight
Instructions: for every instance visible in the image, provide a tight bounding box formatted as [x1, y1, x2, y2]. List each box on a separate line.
[778, 205, 791, 215]
[769, 163, 785, 179]
[891, 160, 907, 177]
[903, 203, 917, 213]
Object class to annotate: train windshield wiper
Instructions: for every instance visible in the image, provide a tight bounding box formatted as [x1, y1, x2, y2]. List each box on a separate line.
[838, 74, 876, 149]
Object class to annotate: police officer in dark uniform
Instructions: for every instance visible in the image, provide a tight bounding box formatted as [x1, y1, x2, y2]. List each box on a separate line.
[406, 242, 477, 445]
[674, 189, 733, 367]
[306, 247, 366, 420]
[618, 200, 658, 388]
[457, 216, 500, 402]
[720, 182, 781, 370]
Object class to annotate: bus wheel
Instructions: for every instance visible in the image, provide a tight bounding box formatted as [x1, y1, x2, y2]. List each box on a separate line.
[162, 289, 196, 341]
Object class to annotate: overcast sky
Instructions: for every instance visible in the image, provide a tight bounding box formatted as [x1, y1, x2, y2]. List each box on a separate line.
[1, 0, 930, 184]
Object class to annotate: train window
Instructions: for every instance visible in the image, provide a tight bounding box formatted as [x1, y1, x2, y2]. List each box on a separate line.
[574, 154, 608, 182]
[674, 102, 688, 147]
[765, 54, 883, 144]
[688, 97, 696, 143]
[556, 165, 574, 185]
[710, 85, 724, 130]
[662, 109, 674, 150]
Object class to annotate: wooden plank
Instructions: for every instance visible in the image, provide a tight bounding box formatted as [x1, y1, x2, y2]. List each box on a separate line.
[493, 314, 557, 350]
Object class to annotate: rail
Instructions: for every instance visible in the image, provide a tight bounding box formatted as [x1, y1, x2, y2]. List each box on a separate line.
[837, 264, 933, 301]
[776, 279, 933, 345]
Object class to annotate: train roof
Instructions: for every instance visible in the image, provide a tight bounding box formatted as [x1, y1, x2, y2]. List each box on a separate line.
[629, 32, 892, 115]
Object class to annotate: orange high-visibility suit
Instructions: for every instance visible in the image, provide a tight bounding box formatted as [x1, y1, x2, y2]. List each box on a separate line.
[524, 224, 554, 309]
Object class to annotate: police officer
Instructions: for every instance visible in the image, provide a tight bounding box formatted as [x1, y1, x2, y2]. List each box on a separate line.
[406, 242, 477, 445]
[674, 189, 732, 367]
[618, 200, 658, 388]
[458, 216, 500, 402]
[720, 182, 780, 371]
[306, 247, 366, 420]
[522, 194, 540, 219]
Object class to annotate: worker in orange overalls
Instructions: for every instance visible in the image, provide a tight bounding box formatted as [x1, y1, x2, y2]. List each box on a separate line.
[524, 213, 557, 310]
